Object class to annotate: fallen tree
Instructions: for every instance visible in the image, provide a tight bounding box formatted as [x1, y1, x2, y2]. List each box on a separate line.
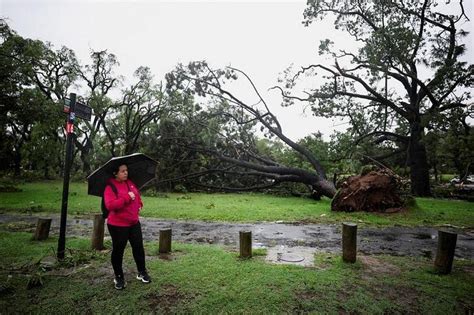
[165, 61, 337, 198]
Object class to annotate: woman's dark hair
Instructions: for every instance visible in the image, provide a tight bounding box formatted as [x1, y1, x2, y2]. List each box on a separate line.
[112, 163, 128, 176]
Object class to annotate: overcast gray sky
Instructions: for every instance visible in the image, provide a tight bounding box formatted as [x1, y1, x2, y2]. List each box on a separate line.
[1, 0, 472, 141]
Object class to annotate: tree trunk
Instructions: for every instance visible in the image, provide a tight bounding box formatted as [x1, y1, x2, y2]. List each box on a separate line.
[43, 164, 50, 179]
[124, 141, 134, 156]
[82, 156, 91, 174]
[57, 154, 64, 177]
[13, 147, 21, 176]
[312, 178, 337, 199]
[80, 147, 92, 175]
[408, 121, 431, 196]
[75, 136, 94, 175]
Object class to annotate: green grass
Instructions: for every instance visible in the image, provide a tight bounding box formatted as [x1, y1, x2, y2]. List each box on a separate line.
[0, 231, 472, 314]
[0, 181, 473, 227]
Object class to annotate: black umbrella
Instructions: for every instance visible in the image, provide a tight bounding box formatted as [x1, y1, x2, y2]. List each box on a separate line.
[87, 153, 158, 197]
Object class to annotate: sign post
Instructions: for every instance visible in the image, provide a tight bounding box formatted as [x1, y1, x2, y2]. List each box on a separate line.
[57, 93, 77, 260]
[57, 93, 92, 260]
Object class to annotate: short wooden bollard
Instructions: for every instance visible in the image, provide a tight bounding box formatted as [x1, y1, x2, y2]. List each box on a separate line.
[91, 214, 105, 250]
[33, 218, 52, 241]
[159, 229, 172, 253]
[434, 230, 457, 274]
[342, 223, 357, 263]
[239, 231, 252, 258]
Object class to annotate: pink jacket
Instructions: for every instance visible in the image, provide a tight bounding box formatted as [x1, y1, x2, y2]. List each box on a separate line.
[104, 178, 143, 227]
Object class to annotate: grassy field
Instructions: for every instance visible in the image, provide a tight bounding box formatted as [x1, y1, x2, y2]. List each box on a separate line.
[1, 181, 473, 313]
[0, 181, 473, 227]
[0, 231, 473, 314]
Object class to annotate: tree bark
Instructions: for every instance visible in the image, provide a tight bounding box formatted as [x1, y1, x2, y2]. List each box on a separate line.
[408, 121, 431, 196]
[79, 147, 92, 175]
[75, 136, 93, 175]
[312, 179, 337, 199]
[43, 164, 50, 179]
[13, 146, 22, 176]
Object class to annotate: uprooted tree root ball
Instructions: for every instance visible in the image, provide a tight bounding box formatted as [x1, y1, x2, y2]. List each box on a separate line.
[331, 169, 405, 212]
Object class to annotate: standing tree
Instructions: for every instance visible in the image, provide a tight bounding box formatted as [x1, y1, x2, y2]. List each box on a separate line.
[110, 66, 166, 155]
[0, 20, 76, 175]
[75, 50, 119, 173]
[279, 0, 473, 196]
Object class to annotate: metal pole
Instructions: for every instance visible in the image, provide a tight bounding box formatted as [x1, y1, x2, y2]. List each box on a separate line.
[57, 93, 76, 260]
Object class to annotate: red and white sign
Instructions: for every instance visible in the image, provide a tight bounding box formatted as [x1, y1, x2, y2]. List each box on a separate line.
[66, 122, 74, 134]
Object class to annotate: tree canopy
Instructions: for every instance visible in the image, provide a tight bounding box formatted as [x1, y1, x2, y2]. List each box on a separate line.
[1, 5, 472, 199]
[277, 0, 473, 196]
[165, 61, 337, 198]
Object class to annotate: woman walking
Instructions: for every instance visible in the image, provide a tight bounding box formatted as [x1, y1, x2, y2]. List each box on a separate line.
[104, 163, 151, 290]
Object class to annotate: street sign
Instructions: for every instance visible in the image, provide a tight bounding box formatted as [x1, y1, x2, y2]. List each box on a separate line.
[75, 102, 92, 121]
[63, 98, 92, 121]
[63, 97, 72, 113]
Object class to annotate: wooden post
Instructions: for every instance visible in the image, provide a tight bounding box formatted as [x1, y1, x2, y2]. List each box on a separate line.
[33, 218, 52, 241]
[159, 229, 172, 253]
[239, 231, 252, 258]
[434, 230, 457, 274]
[91, 214, 105, 250]
[342, 223, 357, 263]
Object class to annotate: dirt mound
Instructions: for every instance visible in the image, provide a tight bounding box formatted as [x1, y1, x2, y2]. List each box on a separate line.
[331, 169, 404, 212]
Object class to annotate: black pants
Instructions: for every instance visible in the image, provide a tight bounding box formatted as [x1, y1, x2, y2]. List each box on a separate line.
[107, 222, 146, 278]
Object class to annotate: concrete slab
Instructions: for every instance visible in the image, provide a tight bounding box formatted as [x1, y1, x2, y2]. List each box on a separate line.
[266, 246, 318, 267]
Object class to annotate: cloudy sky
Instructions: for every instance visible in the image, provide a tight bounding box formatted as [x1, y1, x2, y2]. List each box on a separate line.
[2, 0, 472, 140]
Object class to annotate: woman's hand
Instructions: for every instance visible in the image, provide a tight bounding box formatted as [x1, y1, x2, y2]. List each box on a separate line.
[128, 191, 136, 201]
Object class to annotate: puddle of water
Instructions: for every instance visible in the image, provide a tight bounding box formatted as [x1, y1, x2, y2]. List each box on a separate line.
[266, 246, 317, 267]
[253, 242, 266, 249]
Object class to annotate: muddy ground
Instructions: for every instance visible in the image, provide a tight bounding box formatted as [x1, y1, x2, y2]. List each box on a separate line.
[1, 214, 473, 262]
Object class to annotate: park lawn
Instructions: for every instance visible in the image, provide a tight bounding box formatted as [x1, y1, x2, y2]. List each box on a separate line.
[0, 181, 473, 227]
[0, 231, 473, 314]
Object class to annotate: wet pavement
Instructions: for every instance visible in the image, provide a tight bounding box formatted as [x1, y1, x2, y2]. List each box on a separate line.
[1, 213, 473, 261]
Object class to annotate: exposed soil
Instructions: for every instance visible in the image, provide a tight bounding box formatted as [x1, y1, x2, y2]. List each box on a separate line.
[359, 256, 423, 313]
[332, 170, 404, 212]
[293, 288, 325, 313]
[146, 284, 195, 313]
[368, 282, 422, 314]
[0, 213, 473, 260]
[359, 255, 401, 276]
